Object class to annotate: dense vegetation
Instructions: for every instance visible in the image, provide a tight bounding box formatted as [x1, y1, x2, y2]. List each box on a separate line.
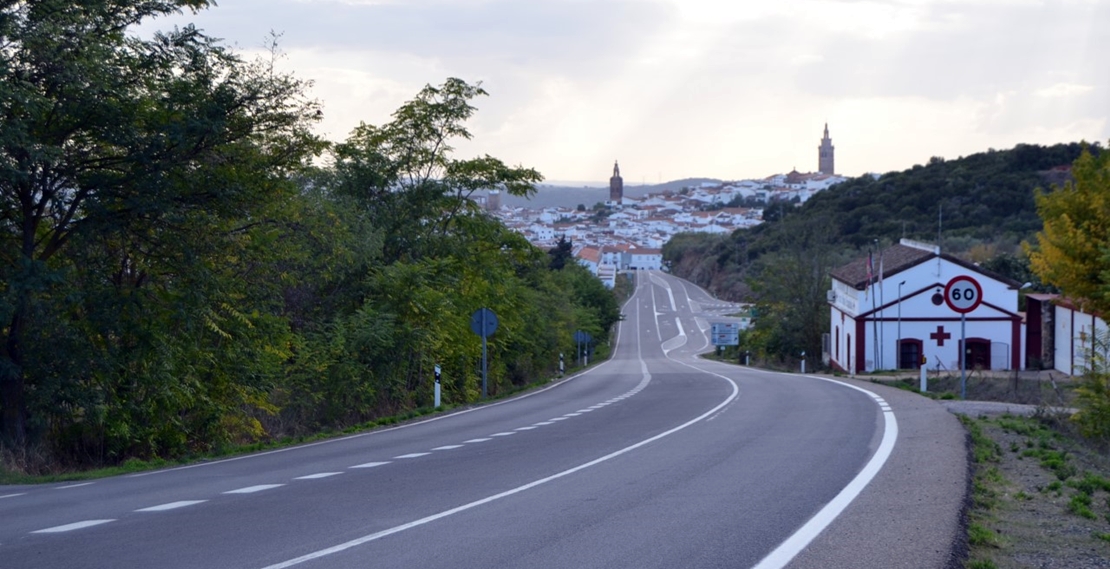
[665, 142, 1096, 368]
[0, 2, 620, 472]
[1027, 147, 1110, 442]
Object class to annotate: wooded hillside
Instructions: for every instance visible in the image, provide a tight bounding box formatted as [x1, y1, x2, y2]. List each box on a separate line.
[662, 142, 1097, 366]
[665, 142, 1093, 301]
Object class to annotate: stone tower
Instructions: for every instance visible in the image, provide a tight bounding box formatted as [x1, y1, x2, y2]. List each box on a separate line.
[609, 161, 623, 203]
[818, 123, 835, 175]
[485, 189, 501, 211]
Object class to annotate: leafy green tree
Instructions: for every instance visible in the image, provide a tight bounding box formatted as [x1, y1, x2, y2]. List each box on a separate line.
[548, 235, 574, 270]
[1027, 146, 1110, 314]
[1027, 145, 1110, 440]
[328, 78, 541, 263]
[0, 1, 321, 450]
[743, 221, 847, 366]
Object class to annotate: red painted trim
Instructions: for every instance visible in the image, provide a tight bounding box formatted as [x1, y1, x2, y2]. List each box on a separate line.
[855, 318, 866, 373]
[870, 316, 1016, 323]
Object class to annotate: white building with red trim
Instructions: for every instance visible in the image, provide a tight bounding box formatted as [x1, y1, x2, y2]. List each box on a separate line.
[826, 239, 1026, 374]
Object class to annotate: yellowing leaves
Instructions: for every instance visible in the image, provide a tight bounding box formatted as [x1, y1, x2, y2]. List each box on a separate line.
[1028, 145, 1110, 313]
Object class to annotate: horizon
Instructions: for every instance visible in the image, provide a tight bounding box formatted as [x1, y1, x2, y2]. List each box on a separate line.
[138, 1, 1108, 182]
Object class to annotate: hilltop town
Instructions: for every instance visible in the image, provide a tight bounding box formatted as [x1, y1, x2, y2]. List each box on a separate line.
[485, 125, 848, 287]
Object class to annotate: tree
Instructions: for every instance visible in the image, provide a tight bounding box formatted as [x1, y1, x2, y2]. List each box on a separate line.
[1027, 145, 1110, 314]
[328, 78, 541, 263]
[0, 1, 321, 447]
[548, 235, 574, 270]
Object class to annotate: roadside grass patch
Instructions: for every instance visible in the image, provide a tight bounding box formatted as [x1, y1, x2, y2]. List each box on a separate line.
[1068, 493, 1097, 519]
[968, 522, 1001, 547]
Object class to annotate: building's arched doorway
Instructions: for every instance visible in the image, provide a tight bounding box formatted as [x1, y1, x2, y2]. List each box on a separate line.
[898, 339, 923, 369]
[962, 338, 992, 370]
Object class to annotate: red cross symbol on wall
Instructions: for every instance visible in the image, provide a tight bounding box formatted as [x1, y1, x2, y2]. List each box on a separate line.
[930, 325, 952, 346]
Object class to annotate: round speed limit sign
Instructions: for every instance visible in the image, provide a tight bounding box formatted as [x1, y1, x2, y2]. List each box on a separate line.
[944, 275, 983, 314]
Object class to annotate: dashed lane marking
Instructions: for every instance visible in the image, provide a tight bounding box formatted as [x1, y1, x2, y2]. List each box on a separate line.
[351, 462, 391, 469]
[224, 484, 284, 494]
[394, 453, 431, 459]
[136, 500, 207, 512]
[295, 473, 342, 480]
[32, 520, 114, 533]
[432, 445, 464, 450]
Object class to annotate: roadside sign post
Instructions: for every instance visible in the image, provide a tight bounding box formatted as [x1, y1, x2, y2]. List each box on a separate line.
[801, 350, 806, 375]
[574, 330, 592, 368]
[470, 308, 499, 399]
[434, 364, 442, 408]
[944, 275, 983, 400]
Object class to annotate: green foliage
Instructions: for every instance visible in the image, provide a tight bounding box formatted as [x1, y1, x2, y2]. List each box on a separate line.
[548, 235, 574, 270]
[1028, 145, 1110, 314]
[1068, 493, 1097, 519]
[0, 5, 621, 472]
[1071, 329, 1110, 442]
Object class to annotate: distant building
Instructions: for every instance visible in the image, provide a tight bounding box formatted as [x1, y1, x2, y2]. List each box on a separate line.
[609, 161, 623, 204]
[485, 190, 501, 211]
[818, 123, 835, 175]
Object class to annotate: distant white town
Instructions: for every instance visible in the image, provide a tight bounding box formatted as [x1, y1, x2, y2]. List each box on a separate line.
[483, 125, 848, 288]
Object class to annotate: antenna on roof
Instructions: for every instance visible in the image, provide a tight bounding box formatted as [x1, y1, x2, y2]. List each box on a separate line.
[937, 204, 943, 252]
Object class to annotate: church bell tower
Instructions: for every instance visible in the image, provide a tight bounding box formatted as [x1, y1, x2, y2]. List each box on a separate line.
[818, 123, 835, 175]
[609, 161, 623, 204]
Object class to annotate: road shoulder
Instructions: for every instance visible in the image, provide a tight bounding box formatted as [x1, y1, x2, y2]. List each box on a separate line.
[786, 377, 968, 569]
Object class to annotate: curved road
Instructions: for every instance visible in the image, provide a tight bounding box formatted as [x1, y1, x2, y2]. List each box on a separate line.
[0, 271, 967, 568]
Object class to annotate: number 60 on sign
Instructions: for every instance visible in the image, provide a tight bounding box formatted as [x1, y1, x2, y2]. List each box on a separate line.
[944, 275, 983, 314]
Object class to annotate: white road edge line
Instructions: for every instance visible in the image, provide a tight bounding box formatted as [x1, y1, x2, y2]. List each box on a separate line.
[750, 375, 899, 569]
[257, 348, 739, 569]
[1, 493, 26, 499]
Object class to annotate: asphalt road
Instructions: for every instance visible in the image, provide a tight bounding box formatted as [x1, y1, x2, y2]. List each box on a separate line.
[0, 271, 967, 569]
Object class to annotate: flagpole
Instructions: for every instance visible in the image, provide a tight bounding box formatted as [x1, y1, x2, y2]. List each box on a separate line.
[879, 249, 885, 370]
[869, 246, 877, 372]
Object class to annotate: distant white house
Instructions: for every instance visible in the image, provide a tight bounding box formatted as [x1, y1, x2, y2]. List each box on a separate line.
[628, 248, 663, 271]
[576, 246, 600, 275]
[827, 239, 1025, 373]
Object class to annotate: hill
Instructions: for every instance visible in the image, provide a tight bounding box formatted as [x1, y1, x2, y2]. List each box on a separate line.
[498, 178, 723, 209]
[663, 142, 1095, 301]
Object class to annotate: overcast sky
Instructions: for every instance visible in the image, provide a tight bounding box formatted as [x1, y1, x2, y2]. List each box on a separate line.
[140, 0, 1109, 184]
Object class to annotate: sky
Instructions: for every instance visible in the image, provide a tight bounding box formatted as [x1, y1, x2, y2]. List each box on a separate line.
[138, 0, 1110, 185]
